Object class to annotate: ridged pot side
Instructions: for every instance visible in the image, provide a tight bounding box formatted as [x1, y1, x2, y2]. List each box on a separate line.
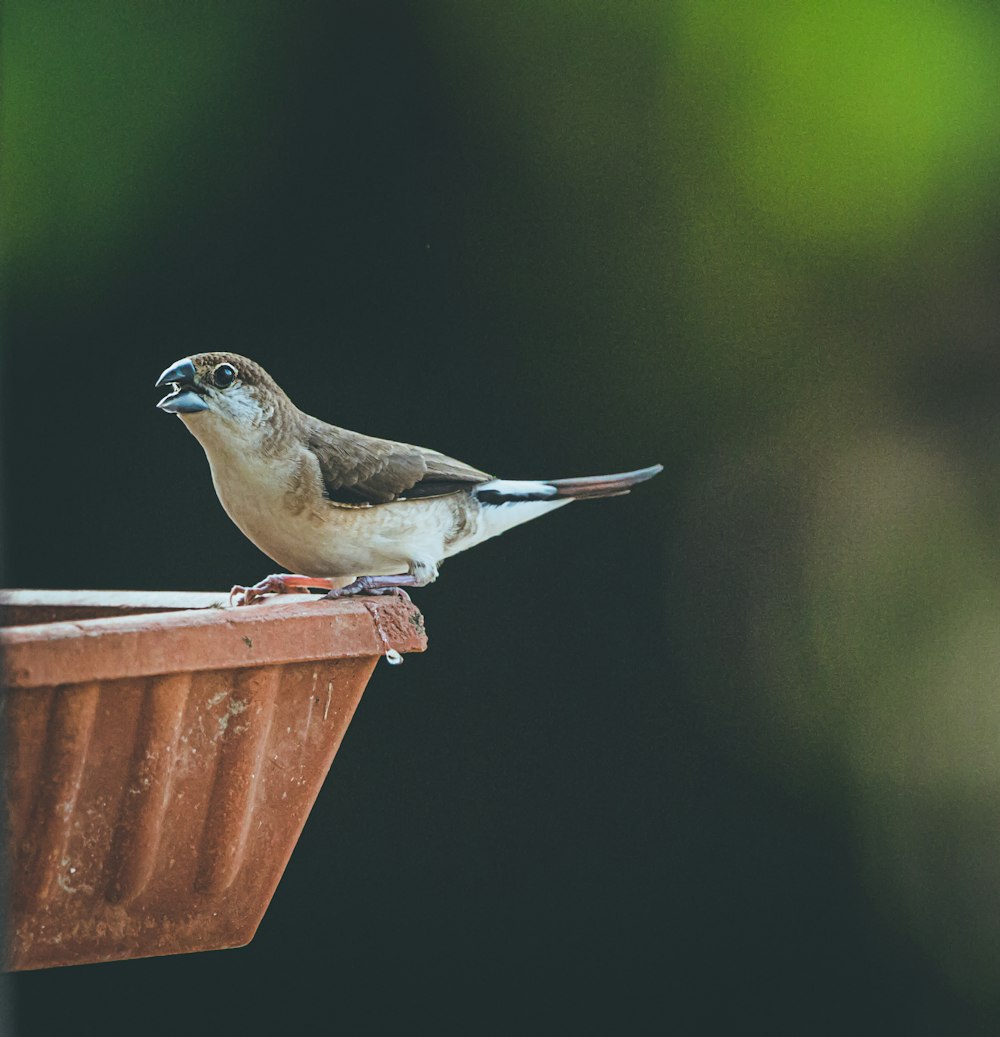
[1, 592, 427, 969]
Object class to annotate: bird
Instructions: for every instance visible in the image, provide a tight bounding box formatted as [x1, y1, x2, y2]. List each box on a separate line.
[155, 353, 662, 605]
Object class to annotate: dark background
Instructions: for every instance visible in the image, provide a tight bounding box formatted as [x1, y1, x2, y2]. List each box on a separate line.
[6, 2, 1000, 1033]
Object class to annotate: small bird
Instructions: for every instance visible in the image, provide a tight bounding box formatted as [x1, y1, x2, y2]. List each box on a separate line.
[156, 353, 661, 604]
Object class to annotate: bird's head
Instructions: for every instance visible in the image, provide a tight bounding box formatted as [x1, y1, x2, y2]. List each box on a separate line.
[155, 352, 288, 448]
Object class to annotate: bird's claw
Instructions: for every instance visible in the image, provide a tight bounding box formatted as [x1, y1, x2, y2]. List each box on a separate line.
[230, 575, 312, 606]
[320, 578, 413, 601]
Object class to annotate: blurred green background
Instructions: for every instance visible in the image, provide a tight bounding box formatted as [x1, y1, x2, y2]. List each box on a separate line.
[5, 1, 1000, 1032]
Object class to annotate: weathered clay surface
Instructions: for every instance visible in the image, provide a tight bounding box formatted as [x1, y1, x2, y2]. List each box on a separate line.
[1, 590, 427, 970]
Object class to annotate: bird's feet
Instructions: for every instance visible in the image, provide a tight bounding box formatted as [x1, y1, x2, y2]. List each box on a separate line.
[321, 574, 420, 600]
[232, 572, 427, 605]
[230, 574, 340, 606]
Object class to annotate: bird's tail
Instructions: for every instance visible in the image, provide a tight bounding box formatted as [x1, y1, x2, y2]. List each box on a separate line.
[474, 464, 662, 504]
[547, 464, 664, 500]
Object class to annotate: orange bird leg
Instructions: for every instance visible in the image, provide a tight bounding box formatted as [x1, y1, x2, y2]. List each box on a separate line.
[230, 574, 343, 606]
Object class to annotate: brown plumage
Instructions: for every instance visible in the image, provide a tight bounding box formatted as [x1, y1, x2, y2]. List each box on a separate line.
[177, 352, 490, 506]
[303, 417, 491, 505]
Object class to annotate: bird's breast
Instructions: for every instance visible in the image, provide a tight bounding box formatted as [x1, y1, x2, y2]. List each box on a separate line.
[204, 448, 480, 577]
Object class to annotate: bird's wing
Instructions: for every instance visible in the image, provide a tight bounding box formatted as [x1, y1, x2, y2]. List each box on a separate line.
[305, 419, 491, 505]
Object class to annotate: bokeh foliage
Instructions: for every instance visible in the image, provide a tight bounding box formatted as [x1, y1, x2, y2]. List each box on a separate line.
[3, 1, 268, 278]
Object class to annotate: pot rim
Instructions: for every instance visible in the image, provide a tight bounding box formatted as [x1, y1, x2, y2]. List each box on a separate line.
[0, 590, 427, 688]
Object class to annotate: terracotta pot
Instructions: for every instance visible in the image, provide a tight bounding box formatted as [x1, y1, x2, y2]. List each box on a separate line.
[1, 589, 427, 971]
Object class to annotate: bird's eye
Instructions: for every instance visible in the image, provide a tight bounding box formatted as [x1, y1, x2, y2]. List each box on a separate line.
[213, 363, 237, 389]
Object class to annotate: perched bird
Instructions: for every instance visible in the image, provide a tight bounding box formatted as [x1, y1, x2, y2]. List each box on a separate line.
[156, 353, 661, 604]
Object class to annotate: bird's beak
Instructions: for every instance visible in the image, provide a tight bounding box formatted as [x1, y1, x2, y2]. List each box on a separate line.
[155, 358, 197, 388]
[156, 358, 210, 414]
